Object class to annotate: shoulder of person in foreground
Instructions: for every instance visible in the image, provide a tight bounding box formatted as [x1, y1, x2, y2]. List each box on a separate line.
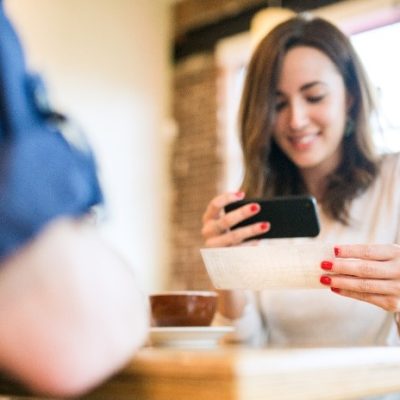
[0, 3, 149, 396]
[0, 217, 149, 397]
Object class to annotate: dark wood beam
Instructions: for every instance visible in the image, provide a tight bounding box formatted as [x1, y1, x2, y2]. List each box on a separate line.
[173, 0, 346, 62]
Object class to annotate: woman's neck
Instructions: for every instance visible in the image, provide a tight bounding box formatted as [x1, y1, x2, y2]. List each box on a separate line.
[300, 168, 327, 201]
[299, 147, 343, 201]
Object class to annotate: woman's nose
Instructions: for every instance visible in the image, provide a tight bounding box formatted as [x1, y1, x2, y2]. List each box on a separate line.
[288, 102, 309, 131]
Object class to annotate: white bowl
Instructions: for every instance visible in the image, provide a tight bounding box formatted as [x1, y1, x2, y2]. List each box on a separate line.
[201, 242, 335, 290]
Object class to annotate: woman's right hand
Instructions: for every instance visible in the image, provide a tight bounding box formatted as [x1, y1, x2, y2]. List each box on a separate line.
[201, 192, 270, 320]
[201, 191, 270, 248]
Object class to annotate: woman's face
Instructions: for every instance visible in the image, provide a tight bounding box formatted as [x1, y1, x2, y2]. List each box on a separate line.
[273, 46, 349, 174]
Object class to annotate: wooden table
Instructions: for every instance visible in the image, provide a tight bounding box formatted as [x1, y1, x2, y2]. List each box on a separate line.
[86, 346, 400, 400]
[2, 346, 400, 399]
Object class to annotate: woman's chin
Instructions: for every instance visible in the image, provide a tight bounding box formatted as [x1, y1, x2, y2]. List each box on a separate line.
[290, 156, 322, 169]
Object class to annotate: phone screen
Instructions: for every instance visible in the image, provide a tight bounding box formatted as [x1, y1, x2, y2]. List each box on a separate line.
[224, 195, 320, 240]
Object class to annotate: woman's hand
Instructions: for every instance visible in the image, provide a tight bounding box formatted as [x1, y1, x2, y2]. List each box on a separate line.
[202, 192, 270, 321]
[201, 191, 270, 247]
[320, 244, 400, 312]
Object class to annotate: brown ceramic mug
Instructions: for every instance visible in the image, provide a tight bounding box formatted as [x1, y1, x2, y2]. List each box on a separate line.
[149, 291, 218, 327]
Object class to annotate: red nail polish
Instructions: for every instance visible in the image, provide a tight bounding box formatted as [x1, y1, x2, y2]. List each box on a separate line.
[250, 204, 260, 213]
[321, 261, 333, 270]
[320, 276, 331, 285]
[334, 246, 340, 256]
[260, 222, 270, 231]
[331, 287, 340, 293]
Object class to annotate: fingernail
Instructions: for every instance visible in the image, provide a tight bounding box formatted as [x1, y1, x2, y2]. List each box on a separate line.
[334, 246, 340, 256]
[331, 287, 340, 293]
[235, 191, 245, 198]
[250, 204, 260, 213]
[320, 276, 332, 285]
[260, 222, 270, 231]
[321, 261, 333, 270]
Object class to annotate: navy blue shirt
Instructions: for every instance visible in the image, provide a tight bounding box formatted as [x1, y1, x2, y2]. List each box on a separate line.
[0, 1, 103, 260]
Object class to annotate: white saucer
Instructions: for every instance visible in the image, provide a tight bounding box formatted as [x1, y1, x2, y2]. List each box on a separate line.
[149, 326, 234, 348]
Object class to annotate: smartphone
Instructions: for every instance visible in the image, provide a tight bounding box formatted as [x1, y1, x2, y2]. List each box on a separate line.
[224, 195, 320, 240]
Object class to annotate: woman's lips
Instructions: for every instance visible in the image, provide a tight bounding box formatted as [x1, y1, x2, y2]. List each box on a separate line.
[288, 133, 319, 151]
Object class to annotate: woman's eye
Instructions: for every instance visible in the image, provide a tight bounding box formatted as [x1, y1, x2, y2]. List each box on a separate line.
[275, 101, 287, 111]
[307, 95, 325, 103]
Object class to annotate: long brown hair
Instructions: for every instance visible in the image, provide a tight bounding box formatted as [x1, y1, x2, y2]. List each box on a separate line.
[240, 15, 379, 224]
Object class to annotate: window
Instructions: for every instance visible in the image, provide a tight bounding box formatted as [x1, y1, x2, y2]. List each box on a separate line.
[351, 22, 400, 152]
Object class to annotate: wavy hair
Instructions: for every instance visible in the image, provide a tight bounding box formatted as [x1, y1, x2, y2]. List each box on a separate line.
[239, 14, 380, 224]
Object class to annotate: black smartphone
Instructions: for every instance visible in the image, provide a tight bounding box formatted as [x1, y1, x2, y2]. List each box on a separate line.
[224, 195, 320, 240]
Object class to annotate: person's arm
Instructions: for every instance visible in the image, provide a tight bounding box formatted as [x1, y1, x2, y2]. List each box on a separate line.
[213, 290, 265, 346]
[0, 217, 149, 397]
[201, 191, 269, 319]
[202, 192, 266, 344]
[217, 289, 248, 319]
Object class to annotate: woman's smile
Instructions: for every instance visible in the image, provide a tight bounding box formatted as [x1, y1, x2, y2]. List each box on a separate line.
[287, 132, 320, 151]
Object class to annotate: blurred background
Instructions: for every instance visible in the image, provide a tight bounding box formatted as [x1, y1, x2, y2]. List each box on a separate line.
[5, 0, 400, 293]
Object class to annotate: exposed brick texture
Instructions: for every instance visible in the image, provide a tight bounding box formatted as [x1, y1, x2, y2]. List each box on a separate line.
[170, 53, 221, 289]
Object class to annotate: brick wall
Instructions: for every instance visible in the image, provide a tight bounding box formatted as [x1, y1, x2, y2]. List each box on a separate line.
[170, 53, 220, 289]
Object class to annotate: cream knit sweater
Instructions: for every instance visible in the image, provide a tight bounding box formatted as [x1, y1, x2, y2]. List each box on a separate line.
[217, 152, 400, 348]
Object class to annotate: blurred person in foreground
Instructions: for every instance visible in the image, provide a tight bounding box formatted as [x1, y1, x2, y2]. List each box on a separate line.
[202, 13, 400, 352]
[0, 2, 148, 397]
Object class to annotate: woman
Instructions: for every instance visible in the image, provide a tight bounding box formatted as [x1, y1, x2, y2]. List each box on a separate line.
[201, 14, 400, 348]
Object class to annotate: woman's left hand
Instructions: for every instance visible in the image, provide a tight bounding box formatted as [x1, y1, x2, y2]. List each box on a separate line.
[320, 244, 400, 312]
